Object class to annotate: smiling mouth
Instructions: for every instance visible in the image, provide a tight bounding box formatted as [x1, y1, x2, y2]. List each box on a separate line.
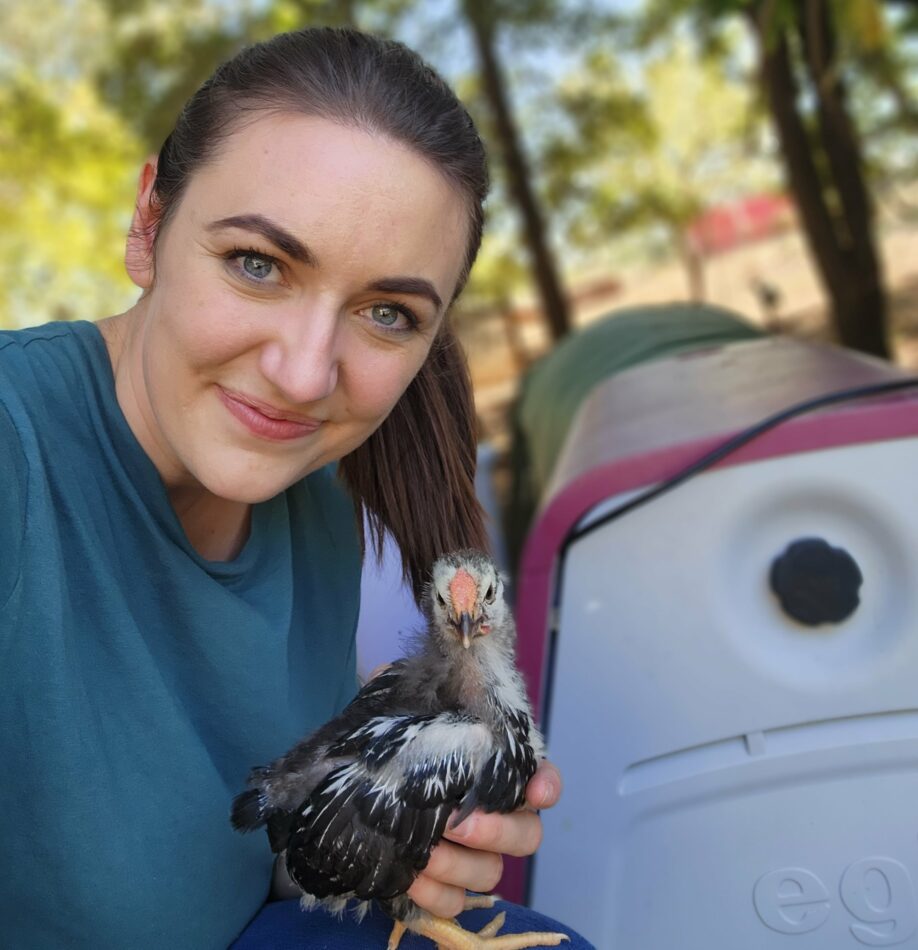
[218, 387, 324, 442]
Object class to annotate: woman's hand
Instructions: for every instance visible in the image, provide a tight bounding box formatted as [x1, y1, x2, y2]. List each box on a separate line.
[406, 759, 562, 918]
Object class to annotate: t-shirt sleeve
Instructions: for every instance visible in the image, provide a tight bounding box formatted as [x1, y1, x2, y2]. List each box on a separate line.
[0, 399, 27, 609]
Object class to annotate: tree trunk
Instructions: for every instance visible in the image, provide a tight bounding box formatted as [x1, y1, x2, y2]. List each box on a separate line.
[498, 299, 532, 372]
[462, 0, 571, 341]
[798, 0, 889, 356]
[678, 230, 706, 302]
[750, 1, 890, 358]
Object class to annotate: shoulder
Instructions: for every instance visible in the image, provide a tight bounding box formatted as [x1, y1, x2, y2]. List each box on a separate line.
[0, 322, 99, 466]
[0, 320, 87, 359]
[0, 321, 99, 407]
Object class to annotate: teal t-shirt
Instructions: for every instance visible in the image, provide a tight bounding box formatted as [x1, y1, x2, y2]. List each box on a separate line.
[0, 321, 362, 948]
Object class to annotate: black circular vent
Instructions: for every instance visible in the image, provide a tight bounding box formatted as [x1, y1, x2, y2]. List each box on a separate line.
[769, 537, 863, 626]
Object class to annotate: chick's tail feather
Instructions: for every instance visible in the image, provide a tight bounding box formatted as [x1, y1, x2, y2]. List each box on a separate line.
[230, 788, 268, 832]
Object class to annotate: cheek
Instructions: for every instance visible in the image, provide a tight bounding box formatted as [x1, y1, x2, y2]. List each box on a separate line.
[345, 343, 432, 420]
[162, 286, 256, 373]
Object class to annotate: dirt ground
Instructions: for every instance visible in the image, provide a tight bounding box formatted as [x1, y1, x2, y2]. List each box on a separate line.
[458, 220, 918, 454]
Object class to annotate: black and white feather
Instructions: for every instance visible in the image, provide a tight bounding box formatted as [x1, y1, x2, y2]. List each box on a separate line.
[231, 549, 543, 927]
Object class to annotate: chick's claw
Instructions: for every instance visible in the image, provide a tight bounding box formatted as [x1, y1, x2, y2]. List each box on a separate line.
[475, 910, 506, 938]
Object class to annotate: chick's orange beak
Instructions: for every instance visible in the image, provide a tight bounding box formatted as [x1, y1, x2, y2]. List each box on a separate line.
[449, 569, 479, 649]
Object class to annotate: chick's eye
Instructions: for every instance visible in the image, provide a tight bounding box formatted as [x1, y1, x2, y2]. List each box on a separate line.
[484, 583, 496, 604]
[436, 591, 447, 607]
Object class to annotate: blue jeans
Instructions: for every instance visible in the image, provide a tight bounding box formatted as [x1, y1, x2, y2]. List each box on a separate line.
[231, 897, 595, 948]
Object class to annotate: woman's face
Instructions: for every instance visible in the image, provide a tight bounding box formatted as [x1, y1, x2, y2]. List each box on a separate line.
[123, 113, 469, 503]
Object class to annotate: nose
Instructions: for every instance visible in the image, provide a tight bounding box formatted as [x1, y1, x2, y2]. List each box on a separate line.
[259, 304, 341, 406]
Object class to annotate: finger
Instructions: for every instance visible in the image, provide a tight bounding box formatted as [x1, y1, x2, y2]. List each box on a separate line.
[422, 839, 504, 893]
[525, 759, 563, 810]
[406, 870, 466, 918]
[443, 807, 543, 858]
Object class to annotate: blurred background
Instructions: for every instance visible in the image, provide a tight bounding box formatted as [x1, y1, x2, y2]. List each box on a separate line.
[3, 0, 918, 555]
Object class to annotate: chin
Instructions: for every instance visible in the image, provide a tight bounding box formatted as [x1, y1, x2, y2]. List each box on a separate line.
[194, 458, 306, 506]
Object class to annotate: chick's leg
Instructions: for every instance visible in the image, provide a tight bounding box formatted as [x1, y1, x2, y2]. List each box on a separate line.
[415, 912, 569, 949]
[386, 896, 499, 948]
[387, 920, 409, 950]
[433, 895, 503, 944]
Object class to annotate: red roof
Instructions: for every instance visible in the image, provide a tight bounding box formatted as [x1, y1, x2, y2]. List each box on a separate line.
[687, 193, 795, 255]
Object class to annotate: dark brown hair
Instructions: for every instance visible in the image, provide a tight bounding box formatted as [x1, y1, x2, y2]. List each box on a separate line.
[148, 27, 489, 597]
[339, 329, 485, 600]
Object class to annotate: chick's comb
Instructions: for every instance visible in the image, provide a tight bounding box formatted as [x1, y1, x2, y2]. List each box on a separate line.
[448, 568, 477, 615]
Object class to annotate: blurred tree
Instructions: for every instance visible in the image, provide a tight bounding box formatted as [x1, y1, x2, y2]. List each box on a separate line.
[459, 243, 534, 370]
[842, 4, 918, 217]
[751, 0, 890, 356]
[0, 0, 142, 328]
[459, 0, 572, 340]
[94, 0, 364, 148]
[542, 33, 774, 301]
[642, 0, 894, 357]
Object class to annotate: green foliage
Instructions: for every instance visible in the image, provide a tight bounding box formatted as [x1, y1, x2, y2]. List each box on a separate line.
[542, 30, 776, 260]
[836, 0, 888, 53]
[0, 1, 143, 328]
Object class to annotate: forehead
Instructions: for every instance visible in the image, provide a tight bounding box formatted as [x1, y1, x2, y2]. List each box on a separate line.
[177, 113, 469, 295]
[433, 557, 492, 585]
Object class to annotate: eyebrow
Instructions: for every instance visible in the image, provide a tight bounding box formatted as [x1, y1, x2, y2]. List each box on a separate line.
[209, 213, 445, 314]
[207, 214, 318, 266]
[367, 277, 443, 314]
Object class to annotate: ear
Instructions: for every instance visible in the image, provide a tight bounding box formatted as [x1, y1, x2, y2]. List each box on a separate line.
[124, 157, 160, 290]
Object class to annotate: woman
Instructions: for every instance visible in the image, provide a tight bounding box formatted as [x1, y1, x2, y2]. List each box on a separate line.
[0, 26, 587, 950]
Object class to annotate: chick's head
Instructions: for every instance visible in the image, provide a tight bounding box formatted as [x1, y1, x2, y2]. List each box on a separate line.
[426, 549, 509, 652]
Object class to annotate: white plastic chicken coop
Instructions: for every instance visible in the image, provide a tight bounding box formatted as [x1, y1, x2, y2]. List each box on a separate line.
[514, 336, 918, 949]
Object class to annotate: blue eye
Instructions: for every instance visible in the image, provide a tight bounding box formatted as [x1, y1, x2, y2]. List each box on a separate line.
[368, 304, 417, 332]
[241, 253, 274, 280]
[372, 305, 400, 327]
[225, 248, 280, 284]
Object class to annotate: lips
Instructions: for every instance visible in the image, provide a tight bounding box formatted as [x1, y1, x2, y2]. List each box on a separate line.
[218, 387, 323, 442]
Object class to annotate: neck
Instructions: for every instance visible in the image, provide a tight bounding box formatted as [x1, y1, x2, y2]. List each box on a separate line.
[418, 626, 521, 715]
[168, 488, 253, 561]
